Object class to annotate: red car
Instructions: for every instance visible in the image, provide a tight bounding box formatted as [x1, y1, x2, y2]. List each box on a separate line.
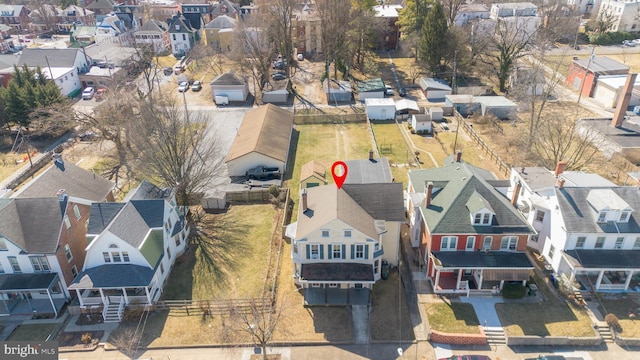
[439, 356, 492, 360]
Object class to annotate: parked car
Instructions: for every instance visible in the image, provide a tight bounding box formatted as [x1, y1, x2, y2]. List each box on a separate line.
[174, 63, 185, 74]
[439, 356, 492, 360]
[95, 88, 108, 101]
[297, 53, 304, 61]
[163, 67, 173, 76]
[398, 87, 407, 97]
[191, 80, 202, 91]
[524, 356, 572, 360]
[271, 73, 286, 81]
[246, 165, 281, 180]
[622, 40, 636, 47]
[38, 32, 53, 39]
[82, 87, 95, 100]
[385, 85, 394, 96]
[178, 81, 189, 92]
[273, 61, 285, 70]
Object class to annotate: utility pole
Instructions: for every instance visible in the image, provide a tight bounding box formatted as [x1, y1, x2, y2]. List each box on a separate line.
[45, 56, 53, 83]
[452, 50, 457, 94]
[577, 46, 596, 104]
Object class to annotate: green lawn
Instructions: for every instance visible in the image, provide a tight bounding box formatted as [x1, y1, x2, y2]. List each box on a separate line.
[8, 324, 57, 341]
[369, 270, 415, 341]
[425, 300, 481, 334]
[162, 204, 278, 300]
[598, 298, 640, 338]
[286, 122, 373, 220]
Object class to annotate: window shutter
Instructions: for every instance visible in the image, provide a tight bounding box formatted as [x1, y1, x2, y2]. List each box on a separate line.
[306, 244, 310, 259]
[328, 245, 332, 259]
[365, 245, 369, 259]
[319, 245, 324, 259]
[342, 244, 346, 259]
[351, 244, 355, 259]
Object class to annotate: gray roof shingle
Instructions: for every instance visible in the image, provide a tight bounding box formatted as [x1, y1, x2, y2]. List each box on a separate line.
[564, 249, 640, 268]
[432, 251, 533, 268]
[344, 158, 393, 184]
[69, 264, 155, 288]
[0, 273, 58, 291]
[342, 183, 405, 222]
[301, 263, 374, 281]
[87, 202, 126, 235]
[18, 48, 83, 68]
[0, 198, 63, 253]
[126, 180, 174, 201]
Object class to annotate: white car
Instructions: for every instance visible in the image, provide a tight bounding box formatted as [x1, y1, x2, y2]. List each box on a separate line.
[82, 87, 95, 100]
[385, 85, 394, 96]
[297, 53, 304, 61]
[178, 81, 189, 92]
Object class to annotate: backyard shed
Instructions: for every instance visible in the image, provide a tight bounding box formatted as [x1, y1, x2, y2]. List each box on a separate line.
[356, 78, 386, 101]
[210, 71, 249, 103]
[262, 79, 290, 104]
[365, 98, 396, 120]
[428, 107, 443, 121]
[323, 79, 352, 103]
[201, 190, 227, 211]
[419, 77, 452, 101]
[593, 75, 640, 109]
[225, 104, 294, 177]
[300, 160, 327, 188]
[445, 94, 479, 116]
[411, 114, 432, 133]
[475, 96, 517, 119]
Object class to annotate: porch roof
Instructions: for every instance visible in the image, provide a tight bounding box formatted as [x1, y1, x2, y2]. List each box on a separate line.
[0, 273, 58, 291]
[69, 264, 154, 289]
[301, 263, 374, 282]
[432, 251, 533, 268]
[564, 249, 640, 269]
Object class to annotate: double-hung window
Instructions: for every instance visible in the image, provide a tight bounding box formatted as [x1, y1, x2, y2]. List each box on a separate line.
[332, 244, 342, 259]
[441, 236, 457, 250]
[354, 244, 365, 259]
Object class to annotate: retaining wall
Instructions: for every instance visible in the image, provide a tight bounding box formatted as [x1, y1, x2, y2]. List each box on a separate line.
[507, 336, 602, 346]
[429, 327, 486, 345]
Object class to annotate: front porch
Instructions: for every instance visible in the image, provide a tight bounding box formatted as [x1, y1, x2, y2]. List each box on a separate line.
[563, 249, 640, 293]
[0, 273, 68, 318]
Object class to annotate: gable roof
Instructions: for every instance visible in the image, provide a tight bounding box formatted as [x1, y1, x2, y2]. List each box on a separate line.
[342, 183, 405, 222]
[137, 19, 168, 34]
[556, 186, 640, 234]
[182, 12, 204, 30]
[356, 78, 385, 92]
[210, 71, 246, 85]
[87, 202, 126, 235]
[0, 198, 63, 253]
[18, 48, 83, 68]
[296, 185, 378, 239]
[107, 201, 164, 248]
[86, 0, 116, 12]
[212, 0, 239, 14]
[409, 160, 534, 235]
[419, 77, 452, 91]
[300, 160, 326, 182]
[225, 104, 294, 163]
[344, 158, 393, 184]
[168, 15, 196, 33]
[125, 180, 174, 201]
[12, 160, 114, 202]
[205, 14, 237, 29]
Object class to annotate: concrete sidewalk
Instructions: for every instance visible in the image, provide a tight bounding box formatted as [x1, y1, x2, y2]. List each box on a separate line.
[460, 297, 503, 328]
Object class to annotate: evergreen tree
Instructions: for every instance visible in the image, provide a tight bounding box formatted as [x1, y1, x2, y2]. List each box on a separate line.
[420, 2, 448, 74]
[4, 82, 29, 126]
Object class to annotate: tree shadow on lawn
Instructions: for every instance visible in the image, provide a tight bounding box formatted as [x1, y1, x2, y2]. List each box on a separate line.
[161, 209, 250, 300]
[283, 128, 300, 181]
[109, 310, 169, 355]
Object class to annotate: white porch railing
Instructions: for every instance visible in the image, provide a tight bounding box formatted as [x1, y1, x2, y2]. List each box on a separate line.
[101, 297, 110, 320]
[117, 295, 125, 321]
[81, 296, 103, 306]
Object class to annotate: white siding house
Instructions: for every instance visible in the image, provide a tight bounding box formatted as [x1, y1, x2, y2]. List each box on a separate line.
[365, 98, 396, 120]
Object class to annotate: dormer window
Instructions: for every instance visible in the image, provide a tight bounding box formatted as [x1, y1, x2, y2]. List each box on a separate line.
[597, 211, 607, 223]
[472, 212, 492, 225]
[619, 210, 631, 223]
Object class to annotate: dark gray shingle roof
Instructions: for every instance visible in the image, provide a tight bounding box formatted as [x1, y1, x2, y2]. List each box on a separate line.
[69, 264, 155, 288]
[432, 251, 533, 268]
[130, 200, 165, 228]
[87, 202, 126, 235]
[127, 180, 173, 201]
[0, 198, 63, 253]
[565, 249, 640, 269]
[18, 48, 83, 68]
[343, 183, 405, 222]
[301, 263, 374, 281]
[0, 273, 58, 291]
[344, 158, 393, 184]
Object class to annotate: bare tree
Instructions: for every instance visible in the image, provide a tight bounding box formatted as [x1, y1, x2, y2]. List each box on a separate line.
[475, 17, 537, 92]
[110, 327, 142, 360]
[315, 0, 351, 78]
[589, 9, 617, 33]
[29, 1, 60, 32]
[442, 0, 466, 27]
[130, 97, 226, 206]
[532, 111, 602, 170]
[260, 0, 295, 75]
[535, 0, 580, 47]
[230, 17, 272, 98]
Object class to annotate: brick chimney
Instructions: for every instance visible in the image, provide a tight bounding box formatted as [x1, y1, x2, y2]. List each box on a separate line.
[557, 178, 565, 189]
[425, 181, 433, 208]
[511, 181, 521, 206]
[554, 161, 567, 177]
[301, 189, 308, 212]
[612, 73, 638, 128]
[454, 151, 462, 163]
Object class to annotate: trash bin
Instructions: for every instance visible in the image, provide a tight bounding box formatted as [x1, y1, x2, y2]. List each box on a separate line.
[381, 260, 390, 280]
[528, 284, 538, 296]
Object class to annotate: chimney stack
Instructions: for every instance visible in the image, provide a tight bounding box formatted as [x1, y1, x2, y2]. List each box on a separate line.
[369, 149, 374, 161]
[511, 181, 521, 206]
[612, 73, 638, 128]
[425, 181, 433, 208]
[56, 189, 67, 201]
[455, 150, 462, 163]
[554, 161, 567, 177]
[557, 178, 565, 189]
[301, 189, 308, 212]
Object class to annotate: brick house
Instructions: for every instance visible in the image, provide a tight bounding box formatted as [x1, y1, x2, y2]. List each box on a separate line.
[565, 56, 629, 98]
[0, 5, 30, 33]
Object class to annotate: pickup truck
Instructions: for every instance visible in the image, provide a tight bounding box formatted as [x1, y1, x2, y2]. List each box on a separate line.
[246, 166, 281, 180]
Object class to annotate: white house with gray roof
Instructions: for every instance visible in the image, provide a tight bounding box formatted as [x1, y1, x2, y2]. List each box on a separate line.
[69, 180, 189, 322]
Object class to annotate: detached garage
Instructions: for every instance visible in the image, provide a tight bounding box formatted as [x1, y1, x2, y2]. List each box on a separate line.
[419, 77, 452, 101]
[225, 104, 294, 177]
[593, 75, 640, 109]
[262, 79, 290, 104]
[365, 98, 396, 120]
[210, 71, 249, 103]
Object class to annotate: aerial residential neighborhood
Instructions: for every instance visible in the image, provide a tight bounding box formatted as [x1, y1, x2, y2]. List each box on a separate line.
[0, 0, 640, 359]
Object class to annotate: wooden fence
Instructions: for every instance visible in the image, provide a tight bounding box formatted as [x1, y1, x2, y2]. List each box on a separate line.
[293, 113, 367, 125]
[226, 188, 273, 204]
[454, 110, 511, 177]
[154, 298, 269, 316]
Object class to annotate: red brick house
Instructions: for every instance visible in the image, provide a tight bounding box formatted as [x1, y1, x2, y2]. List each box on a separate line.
[565, 56, 629, 98]
[406, 152, 536, 295]
[374, 4, 402, 51]
[0, 5, 30, 33]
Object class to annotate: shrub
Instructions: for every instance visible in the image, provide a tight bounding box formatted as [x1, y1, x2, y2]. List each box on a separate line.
[81, 333, 92, 345]
[268, 185, 279, 199]
[605, 313, 622, 333]
[502, 282, 527, 299]
[589, 31, 635, 45]
[121, 307, 146, 322]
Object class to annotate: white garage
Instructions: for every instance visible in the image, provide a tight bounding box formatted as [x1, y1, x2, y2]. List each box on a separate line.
[225, 104, 294, 177]
[365, 98, 396, 121]
[594, 75, 640, 109]
[411, 114, 432, 133]
[419, 77, 452, 101]
[210, 71, 250, 103]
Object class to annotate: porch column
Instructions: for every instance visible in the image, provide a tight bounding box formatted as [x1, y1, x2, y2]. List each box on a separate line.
[478, 270, 484, 290]
[456, 269, 463, 289]
[624, 271, 634, 291]
[99, 289, 107, 304]
[76, 289, 84, 307]
[596, 270, 605, 290]
[569, 270, 576, 284]
[46, 289, 57, 318]
[144, 287, 151, 305]
[122, 288, 129, 305]
[500, 280, 505, 290]
[434, 269, 441, 291]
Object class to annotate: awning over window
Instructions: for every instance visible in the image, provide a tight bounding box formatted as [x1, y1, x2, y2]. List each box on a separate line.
[483, 269, 531, 281]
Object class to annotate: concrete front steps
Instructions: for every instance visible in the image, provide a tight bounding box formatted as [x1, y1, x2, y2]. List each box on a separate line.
[594, 321, 614, 343]
[484, 326, 507, 345]
[103, 303, 122, 323]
